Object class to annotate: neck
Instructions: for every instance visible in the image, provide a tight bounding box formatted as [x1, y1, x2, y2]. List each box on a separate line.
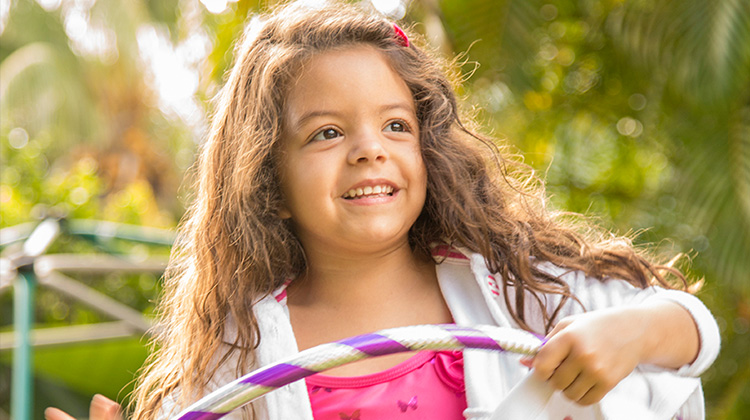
[286, 240, 454, 355]
[287, 240, 435, 310]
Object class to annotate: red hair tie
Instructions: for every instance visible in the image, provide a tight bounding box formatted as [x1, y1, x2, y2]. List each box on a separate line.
[393, 23, 409, 47]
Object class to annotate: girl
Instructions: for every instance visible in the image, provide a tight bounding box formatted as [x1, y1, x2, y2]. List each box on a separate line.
[47, 1, 720, 419]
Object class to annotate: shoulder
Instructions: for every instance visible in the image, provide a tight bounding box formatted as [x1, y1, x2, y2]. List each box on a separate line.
[452, 246, 650, 307]
[452, 248, 667, 324]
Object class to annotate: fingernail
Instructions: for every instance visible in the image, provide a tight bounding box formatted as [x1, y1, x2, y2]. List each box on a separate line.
[44, 407, 61, 420]
[93, 394, 113, 405]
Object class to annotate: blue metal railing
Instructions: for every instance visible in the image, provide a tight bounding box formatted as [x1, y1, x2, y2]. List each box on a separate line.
[0, 218, 174, 420]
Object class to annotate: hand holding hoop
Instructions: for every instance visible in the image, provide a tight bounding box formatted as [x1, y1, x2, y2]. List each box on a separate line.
[174, 324, 543, 420]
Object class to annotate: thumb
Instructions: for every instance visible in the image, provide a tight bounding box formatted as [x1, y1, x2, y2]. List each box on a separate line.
[90, 394, 122, 420]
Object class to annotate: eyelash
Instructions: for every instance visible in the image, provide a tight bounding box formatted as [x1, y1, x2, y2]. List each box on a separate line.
[310, 127, 341, 142]
[384, 119, 412, 133]
[308, 119, 413, 142]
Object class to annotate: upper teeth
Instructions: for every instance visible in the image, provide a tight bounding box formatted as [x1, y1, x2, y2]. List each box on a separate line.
[344, 185, 394, 198]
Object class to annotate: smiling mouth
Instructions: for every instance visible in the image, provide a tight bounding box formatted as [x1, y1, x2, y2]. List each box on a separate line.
[342, 185, 395, 199]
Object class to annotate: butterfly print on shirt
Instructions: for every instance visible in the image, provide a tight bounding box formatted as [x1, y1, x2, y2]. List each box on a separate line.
[339, 409, 360, 420]
[397, 396, 418, 412]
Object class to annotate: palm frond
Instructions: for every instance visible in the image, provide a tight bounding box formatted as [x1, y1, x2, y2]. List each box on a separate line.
[437, 0, 542, 87]
[607, 0, 750, 107]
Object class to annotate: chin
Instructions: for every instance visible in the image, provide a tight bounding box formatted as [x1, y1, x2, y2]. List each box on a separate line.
[346, 230, 411, 250]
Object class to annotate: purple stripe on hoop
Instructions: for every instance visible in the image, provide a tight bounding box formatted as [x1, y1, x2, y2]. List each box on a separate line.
[444, 325, 504, 351]
[241, 363, 316, 388]
[178, 411, 226, 420]
[338, 333, 410, 356]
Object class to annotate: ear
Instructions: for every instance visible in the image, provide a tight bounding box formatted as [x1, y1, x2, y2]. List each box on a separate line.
[277, 176, 292, 219]
[278, 204, 292, 220]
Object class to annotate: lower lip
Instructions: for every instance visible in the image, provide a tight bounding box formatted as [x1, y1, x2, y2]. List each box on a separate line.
[343, 190, 399, 205]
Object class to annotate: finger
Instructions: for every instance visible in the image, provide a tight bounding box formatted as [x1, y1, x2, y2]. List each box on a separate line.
[90, 394, 122, 420]
[519, 357, 534, 368]
[44, 407, 77, 420]
[577, 383, 610, 406]
[546, 358, 582, 391]
[561, 371, 597, 403]
[546, 317, 575, 339]
[532, 334, 573, 381]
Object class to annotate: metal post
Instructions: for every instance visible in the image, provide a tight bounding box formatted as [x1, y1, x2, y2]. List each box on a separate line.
[12, 271, 35, 420]
[10, 218, 60, 420]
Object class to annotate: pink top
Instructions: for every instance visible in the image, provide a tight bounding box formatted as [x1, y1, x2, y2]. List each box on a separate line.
[305, 350, 467, 420]
[272, 274, 467, 419]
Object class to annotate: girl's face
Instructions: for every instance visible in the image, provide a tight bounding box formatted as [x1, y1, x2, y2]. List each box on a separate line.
[279, 45, 427, 256]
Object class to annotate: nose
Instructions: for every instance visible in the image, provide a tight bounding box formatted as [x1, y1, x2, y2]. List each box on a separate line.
[347, 129, 387, 165]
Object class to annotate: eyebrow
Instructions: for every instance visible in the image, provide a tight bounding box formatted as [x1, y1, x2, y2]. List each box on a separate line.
[293, 110, 342, 130]
[293, 102, 416, 130]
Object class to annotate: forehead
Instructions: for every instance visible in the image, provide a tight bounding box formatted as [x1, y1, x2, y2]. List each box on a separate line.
[283, 45, 414, 124]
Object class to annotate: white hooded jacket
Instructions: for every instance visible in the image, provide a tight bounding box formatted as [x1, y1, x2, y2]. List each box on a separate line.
[165, 247, 720, 420]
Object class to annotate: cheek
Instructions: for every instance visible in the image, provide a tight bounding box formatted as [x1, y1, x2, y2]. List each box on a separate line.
[278, 156, 327, 218]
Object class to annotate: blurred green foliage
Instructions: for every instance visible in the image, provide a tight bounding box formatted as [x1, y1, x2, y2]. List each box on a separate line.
[1, 0, 748, 418]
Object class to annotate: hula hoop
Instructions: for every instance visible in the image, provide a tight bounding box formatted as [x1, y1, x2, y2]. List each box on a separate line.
[174, 324, 543, 420]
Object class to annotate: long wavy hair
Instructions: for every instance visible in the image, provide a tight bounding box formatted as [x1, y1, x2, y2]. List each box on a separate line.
[130, 1, 686, 417]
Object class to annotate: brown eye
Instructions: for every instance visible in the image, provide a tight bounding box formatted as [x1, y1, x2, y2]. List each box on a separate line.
[312, 128, 341, 141]
[384, 121, 408, 133]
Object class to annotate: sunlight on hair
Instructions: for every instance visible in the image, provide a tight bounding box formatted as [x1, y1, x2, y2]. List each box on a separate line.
[295, 0, 331, 9]
[243, 15, 265, 45]
[371, 0, 407, 20]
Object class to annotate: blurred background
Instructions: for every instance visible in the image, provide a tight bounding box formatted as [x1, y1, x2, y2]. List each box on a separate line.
[1, 0, 748, 418]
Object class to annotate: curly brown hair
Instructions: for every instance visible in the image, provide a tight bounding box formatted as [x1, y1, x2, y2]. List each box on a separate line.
[130, 1, 686, 417]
